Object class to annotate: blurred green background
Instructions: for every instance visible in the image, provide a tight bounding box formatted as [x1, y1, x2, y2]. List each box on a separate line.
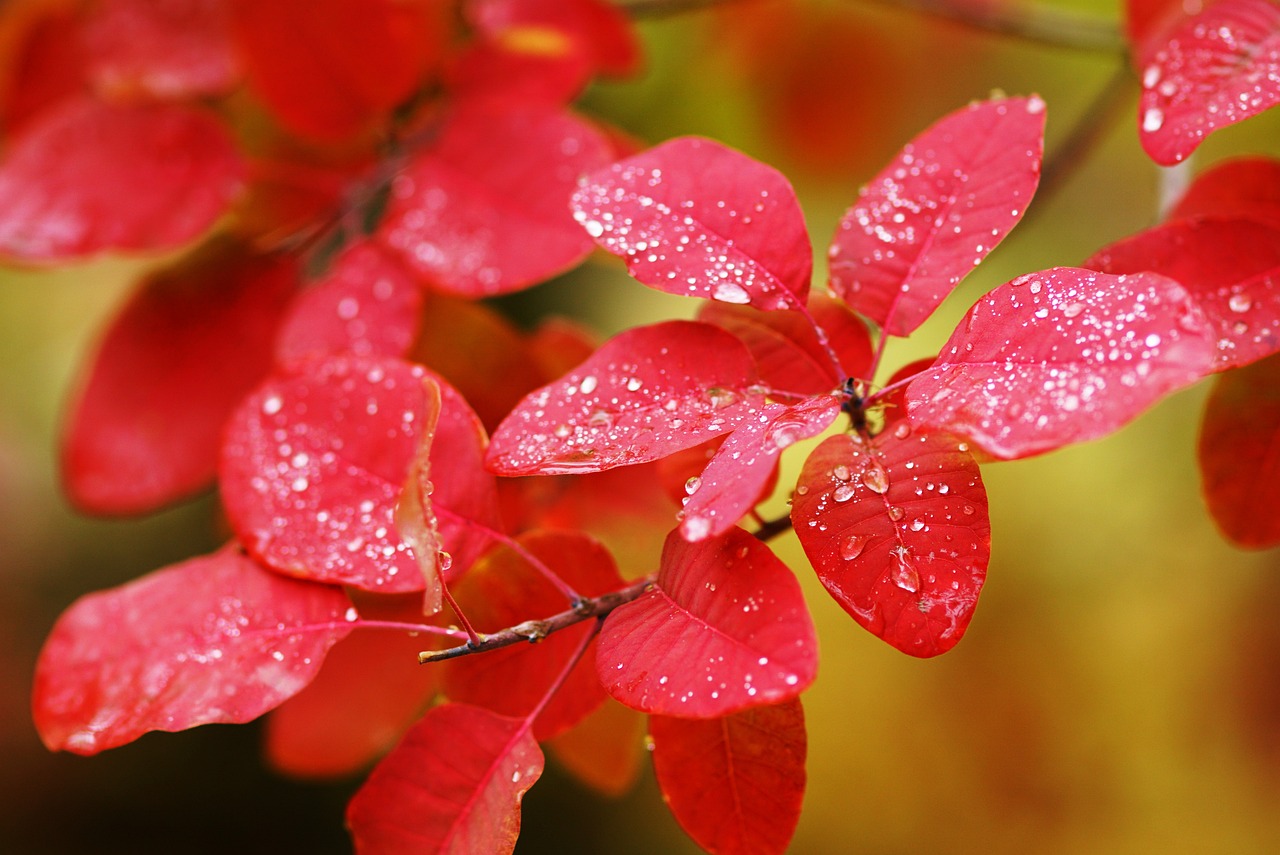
[5, 1, 1280, 852]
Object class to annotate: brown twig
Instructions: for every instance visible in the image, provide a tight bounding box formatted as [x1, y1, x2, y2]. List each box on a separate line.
[853, 0, 1125, 53]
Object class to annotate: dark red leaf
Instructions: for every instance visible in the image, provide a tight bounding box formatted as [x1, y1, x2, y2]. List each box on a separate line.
[791, 427, 989, 657]
[61, 238, 298, 515]
[650, 698, 806, 855]
[1168, 156, 1280, 228]
[377, 103, 612, 296]
[0, 2, 86, 133]
[445, 38, 591, 109]
[570, 136, 813, 310]
[468, 0, 640, 78]
[597, 528, 817, 718]
[1138, 0, 1280, 165]
[906, 268, 1218, 459]
[0, 98, 245, 260]
[679, 395, 841, 542]
[828, 95, 1046, 336]
[1198, 352, 1280, 547]
[546, 698, 645, 796]
[346, 703, 542, 855]
[33, 545, 354, 755]
[487, 320, 767, 475]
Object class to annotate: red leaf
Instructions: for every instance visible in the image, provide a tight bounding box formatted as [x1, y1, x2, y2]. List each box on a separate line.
[275, 241, 423, 365]
[61, 238, 298, 515]
[346, 703, 543, 855]
[468, 0, 640, 78]
[828, 95, 1046, 336]
[487, 320, 767, 475]
[32, 545, 353, 755]
[221, 355, 499, 591]
[906, 268, 1218, 459]
[1169, 156, 1280, 229]
[1085, 218, 1280, 370]
[396, 378, 446, 615]
[0, 98, 245, 260]
[679, 395, 841, 542]
[81, 0, 238, 99]
[377, 103, 612, 296]
[791, 428, 990, 657]
[570, 136, 813, 310]
[265, 626, 439, 779]
[0, 2, 87, 134]
[597, 528, 817, 718]
[1198, 352, 1280, 547]
[1138, 0, 1280, 165]
[442, 531, 623, 740]
[649, 698, 806, 855]
[546, 698, 645, 796]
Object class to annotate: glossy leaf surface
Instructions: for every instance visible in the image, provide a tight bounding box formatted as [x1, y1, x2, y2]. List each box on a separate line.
[1169, 156, 1280, 228]
[1138, 0, 1280, 165]
[650, 698, 807, 855]
[597, 528, 817, 718]
[0, 98, 244, 259]
[33, 546, 353, 755]
[346, 703, 542, 855]
[570, 136, 813, 310]
[792, 428, 989, 657]
[487, 321, 766, 475]
[829, 96, 1046, 336]
[906, 268, 1217, 459]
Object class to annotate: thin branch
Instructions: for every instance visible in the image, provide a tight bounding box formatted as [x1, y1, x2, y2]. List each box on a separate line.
[754, 513, 794, 542]
[618, 0, 751, 18]
[854, 0, 1125, 53]
[1036, 58, 1135, 208]
[526, 615, 604, 724]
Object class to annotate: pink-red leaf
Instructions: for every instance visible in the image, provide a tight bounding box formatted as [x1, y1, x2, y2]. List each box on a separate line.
[679, 395, 841, 542]
[32, 545, 353, 755]
[649, 698, 807, 855]
[346, 703, 542, 855]
[597, 527, 817, 718]
[377, 103, 612, 296]
[487, 320, 767, 475]
[570, 136, 813, 310]
[1198, 352, 1280, 546]
[1138, 0, 1280, 165]
[61, 238, 298, 515]
[0, 98, 244, 260]
[791, 428, 990, 657]
[828, 96, 1046, 336]
[906, 268, 1218, 459]
[1169, 156, 1280, 228]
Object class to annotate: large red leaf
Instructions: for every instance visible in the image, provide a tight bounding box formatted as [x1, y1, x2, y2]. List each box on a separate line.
[828, 96, 1046, 336]
[61, 238, 298, 515]
[377, 103, 612, 296]
[1198, 352, 1280, 547]
[1138, 0, 1280, 165]
[597, 527, 817, 718]
[791, 427, 990, 657]
[441, 531, 623, 740]
[346, 703, 543, 855]
[679, 395, 841, 542]
[0, 98, 244, 260]
[649, 698, 806, 855]
[1169, 156, 1280, 228]
[487, 320, 767, 475]
[906, 268, 1218, 459]
[221, 355, 500, 591]
[569, 136, 813, 310]
[32, 545, 353, 755]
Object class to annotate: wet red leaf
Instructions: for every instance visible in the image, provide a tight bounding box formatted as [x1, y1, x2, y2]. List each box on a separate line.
[32, 545, 353, 755]
[828, 95, 1046, 336]
[1169, 156, 1280, 228]
[650, 698, 806, 855]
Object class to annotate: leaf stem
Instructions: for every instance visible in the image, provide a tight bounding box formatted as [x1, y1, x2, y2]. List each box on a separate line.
[753, 513, 794, 542]
[1037, 59, 1135, 206]
[435, 506, 584, 605]
[852, 0, 1125, 53]
[438, 573, 482, 646]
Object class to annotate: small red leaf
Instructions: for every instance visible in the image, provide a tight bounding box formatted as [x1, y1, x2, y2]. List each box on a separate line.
[791, 428, 990, 657]
[650, 698, 807, 855]
[33, 545, 353, 755]
[1169, 156, 1280, 228]
[570, 136, 813, 310]
[487, 320, 767, 475]
[679, 395, 841, 542]
[597, 528, 817, 718]
[1199, 352, 1280, 546]
[346, 703, 543, 855]
[1138, 0, 1280, 165]
[828, 95, 1046, 336]
[61, 238, 298, 515]
[906, 268, 1217, 459]
[0, 98, 245, 260]
[377, 103, 612, 296]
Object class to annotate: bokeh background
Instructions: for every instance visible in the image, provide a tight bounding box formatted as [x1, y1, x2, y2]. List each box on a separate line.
[5, 1, 1280, 852]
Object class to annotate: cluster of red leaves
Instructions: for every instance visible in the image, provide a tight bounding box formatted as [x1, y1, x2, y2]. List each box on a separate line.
[19, 2, 1280, 855]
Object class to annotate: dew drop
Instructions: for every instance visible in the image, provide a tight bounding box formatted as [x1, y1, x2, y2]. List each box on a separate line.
[890, 548, 920, 592]
[579, 375, 598, 394]
[832, 484, 856, 503]
[682, 515, 712, 541]
[832, 465, 851, 481]
[888, 506, 905, 521]
[861, 463, 889, 494]
[1229, 293, 1252, 313]
[841, 534, 869, 560]
[684, 476, 702, 495]
[1142, 107, 1164, 133]
[262, 394, 283, 416]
